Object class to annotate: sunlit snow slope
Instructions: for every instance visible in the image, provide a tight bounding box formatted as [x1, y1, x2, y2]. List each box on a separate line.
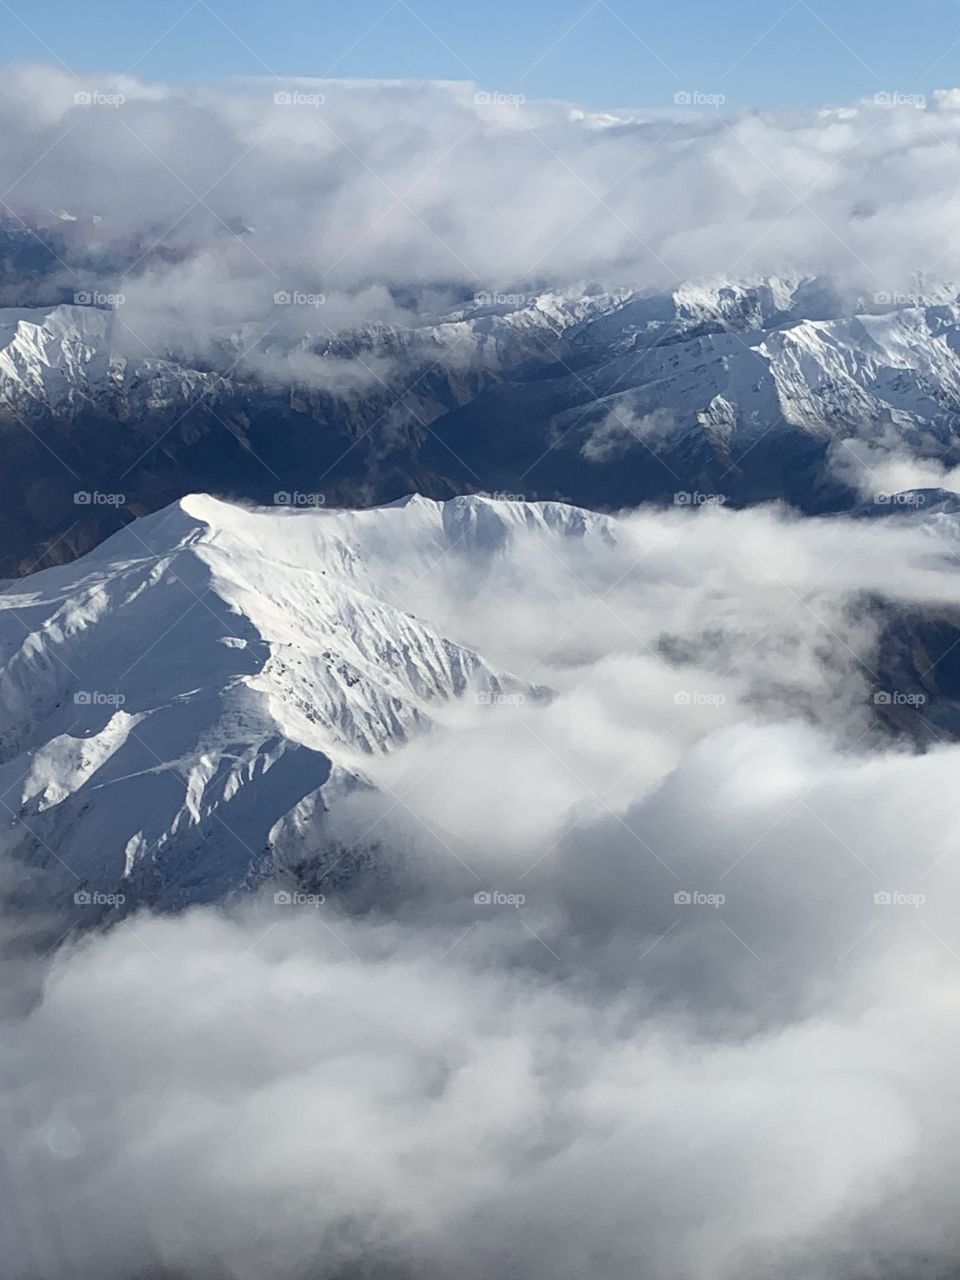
[0, 493, 608, 908]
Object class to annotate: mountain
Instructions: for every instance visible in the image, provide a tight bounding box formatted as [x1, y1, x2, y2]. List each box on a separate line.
[2, 488, 960, 921]
[0, 493, 594, 912]
[4, 279, 960, 574]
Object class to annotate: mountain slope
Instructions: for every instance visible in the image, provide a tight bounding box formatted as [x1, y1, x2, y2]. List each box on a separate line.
[0, 493, 608, 910]
[4, 279, 960, 575]
[4, 487, 960, 916]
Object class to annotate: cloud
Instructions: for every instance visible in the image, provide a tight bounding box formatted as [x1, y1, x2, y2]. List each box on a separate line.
[6, 501, 960, 1278]
[829, 436, 960, 501]
[3, 66, 960, 383]
[7, 59, 960, 1275]
[580, 406, 677, 462]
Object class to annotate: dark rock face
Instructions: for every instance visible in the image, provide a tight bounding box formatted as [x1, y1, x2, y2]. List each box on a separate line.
[0, 363, 854, 579]
[10, 275, 960, 578]
[872, 607, 960, 746]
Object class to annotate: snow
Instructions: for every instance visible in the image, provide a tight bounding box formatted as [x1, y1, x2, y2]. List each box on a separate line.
[0, 493, 591, 908]
[6, 282, 960, 464]
[0, 303, 225, 418]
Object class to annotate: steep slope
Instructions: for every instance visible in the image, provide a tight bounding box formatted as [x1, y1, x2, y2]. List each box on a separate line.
[0, 493, 590, 910]
[0, 305, 226, 417]
[433, 299, 960, 510]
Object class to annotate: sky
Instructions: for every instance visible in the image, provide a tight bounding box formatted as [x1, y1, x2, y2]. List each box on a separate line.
[1, 0, 959, 110]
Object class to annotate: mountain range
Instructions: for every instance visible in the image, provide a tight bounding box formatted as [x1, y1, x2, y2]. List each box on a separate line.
[4, 275, 960, 574]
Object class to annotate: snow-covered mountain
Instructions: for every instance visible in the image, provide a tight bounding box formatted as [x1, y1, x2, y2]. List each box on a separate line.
[3, 486, 960, 918]
[0, 305, 226, 418]
[0, 493, 611, 910]
[5, 278, 960, 575]
[0, 277, 849, 420]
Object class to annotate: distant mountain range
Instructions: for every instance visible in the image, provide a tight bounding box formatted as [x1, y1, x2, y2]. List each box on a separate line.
[4, 275, 960, 574]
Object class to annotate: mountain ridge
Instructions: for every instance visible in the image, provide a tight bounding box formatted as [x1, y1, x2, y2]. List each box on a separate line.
[0, 492, 580, 910]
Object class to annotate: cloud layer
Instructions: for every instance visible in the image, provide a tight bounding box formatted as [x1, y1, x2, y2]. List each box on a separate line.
[3, 66, 960, 369]
[5, 500, 960, 1279]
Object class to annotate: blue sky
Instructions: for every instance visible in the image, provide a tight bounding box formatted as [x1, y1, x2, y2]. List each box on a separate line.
[1, 0, 959, 109]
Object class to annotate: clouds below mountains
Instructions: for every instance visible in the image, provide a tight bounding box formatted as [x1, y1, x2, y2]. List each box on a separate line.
[5, 501, 960, 1279]
[3, 65, 960, 366]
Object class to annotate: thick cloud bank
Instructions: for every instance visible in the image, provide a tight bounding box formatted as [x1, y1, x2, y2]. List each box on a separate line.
[3, 66, 960, 365]
[5, 501, 960, 1279]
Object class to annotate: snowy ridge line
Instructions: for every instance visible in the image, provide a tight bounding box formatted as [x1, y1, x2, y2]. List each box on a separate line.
[0, 492, 602, 910]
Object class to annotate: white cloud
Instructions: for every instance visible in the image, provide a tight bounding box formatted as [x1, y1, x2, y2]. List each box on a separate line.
[3, 66, 960, 378]
[4, 501, 960, 1277]
[830, 436, 960, 500]
[6, 61, 960, 1275]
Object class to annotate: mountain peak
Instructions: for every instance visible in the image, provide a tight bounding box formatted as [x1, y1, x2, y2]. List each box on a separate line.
[0, 493, 576, 909]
